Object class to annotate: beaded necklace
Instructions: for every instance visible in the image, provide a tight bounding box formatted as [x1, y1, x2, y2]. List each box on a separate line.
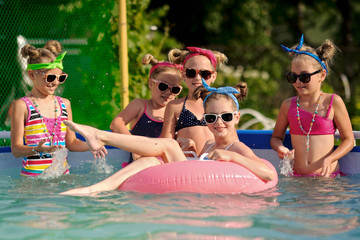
[296, 91, 323, 152]
[30, 95, 59, 146]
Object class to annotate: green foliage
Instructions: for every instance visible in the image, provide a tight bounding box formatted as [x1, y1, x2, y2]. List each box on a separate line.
[58, 0, 182, 129]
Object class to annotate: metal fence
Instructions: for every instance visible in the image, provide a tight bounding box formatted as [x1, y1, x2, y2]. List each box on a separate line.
[0, 1, 122, 147]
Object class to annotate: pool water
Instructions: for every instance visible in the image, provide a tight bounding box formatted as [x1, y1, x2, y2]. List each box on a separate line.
[0, 158, 359, 240]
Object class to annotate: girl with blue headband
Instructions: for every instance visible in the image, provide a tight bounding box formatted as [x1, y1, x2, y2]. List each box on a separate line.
[60, 81, 276, 196]
[270, 35, 354, 178]
[11, 40, 107, 177]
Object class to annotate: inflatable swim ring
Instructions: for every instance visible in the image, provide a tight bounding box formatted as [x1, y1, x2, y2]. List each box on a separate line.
[119, 159, 278, 194]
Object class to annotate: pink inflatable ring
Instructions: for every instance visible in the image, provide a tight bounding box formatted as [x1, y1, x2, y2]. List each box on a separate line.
[119, 160, 278, 194]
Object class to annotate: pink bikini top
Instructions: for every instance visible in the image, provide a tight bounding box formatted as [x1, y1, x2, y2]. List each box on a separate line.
[288, 94, 336, 135]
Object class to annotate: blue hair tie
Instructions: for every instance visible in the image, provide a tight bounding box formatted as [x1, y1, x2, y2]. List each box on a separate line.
[281, 34, 328, 74]
[202, 78, 240, 110]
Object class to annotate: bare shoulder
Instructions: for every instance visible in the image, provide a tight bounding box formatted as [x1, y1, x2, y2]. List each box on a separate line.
[281, 97, 293, 108]
[129, 98, 147, 105]
[233, 141, 250, 150]
[11, 98, 28, 121]
[232, 141, 261, 159]
[277, 97, 293, 116]
[127, 98, 146, 109]
[12, 98, 27, 109]
[167, 97, 185, 110]
[331, 93, 345, 106]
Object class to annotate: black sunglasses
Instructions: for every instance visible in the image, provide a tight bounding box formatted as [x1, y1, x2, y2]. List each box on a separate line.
[36, 71, 68, 84]
[204, 112, 237, 124]
[152, 79, 182, 95]
[286, 69, 322, 83]
[185, 68, 214, 80]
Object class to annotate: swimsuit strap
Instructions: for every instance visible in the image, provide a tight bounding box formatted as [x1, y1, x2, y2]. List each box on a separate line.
[182, 95, 188, 110]
[144, 100, 148, 112]
[225, 141, 239, 150]
[204, 140, 239, 154]
[203, 143, 216, 154]
[326, 94, 335, 118]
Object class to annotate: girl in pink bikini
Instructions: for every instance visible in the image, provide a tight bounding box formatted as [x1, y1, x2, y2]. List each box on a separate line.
[270, 35, 354, 178]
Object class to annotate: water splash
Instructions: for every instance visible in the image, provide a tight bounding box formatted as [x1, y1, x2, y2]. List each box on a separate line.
[279, 154, 294, 177]
[91, 157, 114, 174]
[39, 148, 70, 179]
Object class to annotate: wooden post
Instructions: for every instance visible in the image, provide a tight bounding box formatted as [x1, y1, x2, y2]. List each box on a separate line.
[119, 0, 129, 109]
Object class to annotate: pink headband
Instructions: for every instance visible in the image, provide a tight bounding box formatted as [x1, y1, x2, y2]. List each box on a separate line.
[149, 62, 183, 77]
[183, 47, 217, 69]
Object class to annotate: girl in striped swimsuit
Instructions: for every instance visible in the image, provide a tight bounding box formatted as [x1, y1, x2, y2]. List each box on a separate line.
[11, 40, 107, 177]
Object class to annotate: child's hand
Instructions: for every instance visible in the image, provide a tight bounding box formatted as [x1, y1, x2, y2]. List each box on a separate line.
[277, 146, 293, 159]
[207, 149, 234, 162]
[91, 146, 108, 159]
[36, 139, 59, 153]
[320, 158, 333, 177]
[177, 137, 197, 153]
[284, 149, 295, 160]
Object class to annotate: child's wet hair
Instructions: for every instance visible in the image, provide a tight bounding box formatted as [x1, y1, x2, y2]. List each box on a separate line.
[193, 83, 248, 110]
[168, 48, 228, 70]
[21, 40, 62, 64]
[142, 54, 182, 79]
[288, 39, 338, 73]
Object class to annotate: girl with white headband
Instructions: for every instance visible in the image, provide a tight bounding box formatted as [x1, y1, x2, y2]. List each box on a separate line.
[61, 79, 275, 196]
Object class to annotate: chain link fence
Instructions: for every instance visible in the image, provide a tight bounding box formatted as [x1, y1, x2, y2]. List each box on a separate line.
[0, 1, 122, 146]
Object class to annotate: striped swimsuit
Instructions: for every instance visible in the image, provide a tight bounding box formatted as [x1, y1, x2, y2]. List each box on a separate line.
[21, 96, 68, 177]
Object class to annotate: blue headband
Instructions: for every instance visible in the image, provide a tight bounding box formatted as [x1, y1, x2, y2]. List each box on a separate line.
[202, 78, 240, 110]
[281, 34, 328, 74]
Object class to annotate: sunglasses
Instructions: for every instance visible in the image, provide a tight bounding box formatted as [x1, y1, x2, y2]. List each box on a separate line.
[185, 68, 214, 80]
[286, 69, 322, 84]
[152, 79, 182, 95]
[36, 71, 68, 84]
[204, 112, 237, 124]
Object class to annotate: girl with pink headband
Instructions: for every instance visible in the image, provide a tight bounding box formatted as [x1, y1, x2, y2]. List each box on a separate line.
[160, 47, 228, 157]
[110, 54, 183, 165]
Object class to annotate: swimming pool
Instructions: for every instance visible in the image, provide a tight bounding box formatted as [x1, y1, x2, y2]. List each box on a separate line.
[0, 130, 359, 239]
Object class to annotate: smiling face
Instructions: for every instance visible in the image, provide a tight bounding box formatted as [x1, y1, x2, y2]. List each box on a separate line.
[183, 55, 217, 94]
[149, 69, 183, 107]
[29, 68, 64, 97]
[290, 57, 326, 96]
[204, 96, 240, 138]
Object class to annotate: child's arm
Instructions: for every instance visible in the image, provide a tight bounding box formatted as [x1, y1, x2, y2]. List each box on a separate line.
[10, 100, 58, 157]
[110, 99, 144, 134]
[208, 143, 276, 181]
[321, 95, 354, 177]
[270, 99, 292, 159]
[160, 100, 181, 138]
[176, 137, 197, 152]
[63, 98, 107, 157]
